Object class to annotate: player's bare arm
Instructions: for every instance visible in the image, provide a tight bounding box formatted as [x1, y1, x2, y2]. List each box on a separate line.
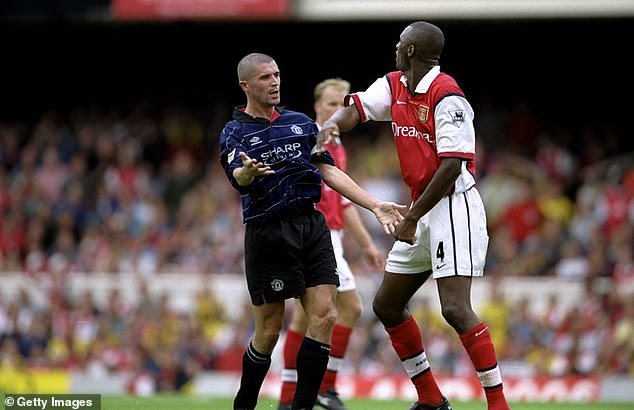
[232, 151, 275, 186]
[315, 105, 361, 154]
[394, 158, 463, 245]
[318, 163, 406, 235]
[343, 206, 385, 271]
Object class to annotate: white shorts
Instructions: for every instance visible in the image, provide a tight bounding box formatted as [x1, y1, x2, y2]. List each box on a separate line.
[385, 188, 489, 278]
[331, 229, 357, 292]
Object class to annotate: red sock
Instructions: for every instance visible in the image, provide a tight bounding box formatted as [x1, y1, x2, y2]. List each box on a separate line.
[279, 329, 303, 405]
[386, 316, 443, 406]
[319, 324, 352, 393]
[460, 322, 510, 410]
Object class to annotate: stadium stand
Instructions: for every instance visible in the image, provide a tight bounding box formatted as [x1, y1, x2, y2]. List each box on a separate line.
[1, 95, 633, 393]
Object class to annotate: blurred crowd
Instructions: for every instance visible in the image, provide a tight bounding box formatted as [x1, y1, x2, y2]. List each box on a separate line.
[0, 96, 633, 393]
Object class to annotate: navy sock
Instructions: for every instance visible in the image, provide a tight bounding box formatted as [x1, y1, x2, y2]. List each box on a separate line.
[293, 337, 330, 410]
[233, 341, 271, 409]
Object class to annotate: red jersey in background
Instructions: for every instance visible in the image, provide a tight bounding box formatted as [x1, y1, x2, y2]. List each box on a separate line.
[317, 138, 350, 230]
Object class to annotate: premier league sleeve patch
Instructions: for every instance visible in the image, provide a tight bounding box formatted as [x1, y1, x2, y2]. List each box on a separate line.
[449, 109, 465, 127]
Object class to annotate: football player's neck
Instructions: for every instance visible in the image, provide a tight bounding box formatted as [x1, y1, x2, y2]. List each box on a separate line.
[246, 102, 275, 120]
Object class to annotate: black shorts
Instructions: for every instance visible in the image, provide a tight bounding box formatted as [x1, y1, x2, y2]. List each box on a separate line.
[244, 207, 339, 305]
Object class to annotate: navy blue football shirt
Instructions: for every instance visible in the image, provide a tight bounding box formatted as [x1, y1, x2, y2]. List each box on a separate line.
[219, 106, 335, 224]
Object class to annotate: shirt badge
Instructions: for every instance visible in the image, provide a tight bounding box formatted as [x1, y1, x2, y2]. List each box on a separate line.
[418, 105, 429, 123]
[449, 110, 465, 127]
[271, 279, 284, 291]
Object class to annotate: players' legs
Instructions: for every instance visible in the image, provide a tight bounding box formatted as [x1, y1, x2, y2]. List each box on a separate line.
[302, 283, 338, 342]
[330, 229, 362, 329]
[279, 300, 309, 407]
[252, 300, 287, 352]
[316, 288, 362, 407]
[234, 300, 285, 410]
[334, 288, 362, 326]
[436, 276, 479, 332]
[281, 266, 363, 410]
[280, 288, 361, 408]
[372, 271, 429, 327]
[437, 276, 510, 410]
[290, 299, 310, 333]
[318, 229, 363, 403]
[434, 188, 510, 410]
[291, 283, 337, 410]
[373, 271, 446, 407]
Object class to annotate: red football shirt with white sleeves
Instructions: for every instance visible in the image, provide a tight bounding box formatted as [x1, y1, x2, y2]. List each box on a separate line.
[346, 66, 477, 202]
[317, 138, 350, 230]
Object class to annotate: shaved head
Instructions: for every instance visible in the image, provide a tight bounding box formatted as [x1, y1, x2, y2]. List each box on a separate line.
[237, 53, 276, 81]
[405, 21, 445, 65]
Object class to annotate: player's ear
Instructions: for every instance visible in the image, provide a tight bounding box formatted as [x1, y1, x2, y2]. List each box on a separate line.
[408, 44, 416, 57]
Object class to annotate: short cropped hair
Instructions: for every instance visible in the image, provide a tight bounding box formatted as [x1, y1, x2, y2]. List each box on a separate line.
[237, 53, 275, 81]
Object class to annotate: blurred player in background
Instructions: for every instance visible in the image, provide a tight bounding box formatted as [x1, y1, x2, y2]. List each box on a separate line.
[316, 22, 511, 410]
[220, 53, 405, 410]
[278, 78, 386, 410]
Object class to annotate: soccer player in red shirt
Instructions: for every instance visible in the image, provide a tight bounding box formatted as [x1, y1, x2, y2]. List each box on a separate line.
[278, 78, 385, 410]
[316, 22, 511, 410]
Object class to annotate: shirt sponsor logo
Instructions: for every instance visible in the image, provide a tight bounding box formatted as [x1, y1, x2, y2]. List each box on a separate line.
[261, 142, 302, 165]
[391, 122, 434, 144]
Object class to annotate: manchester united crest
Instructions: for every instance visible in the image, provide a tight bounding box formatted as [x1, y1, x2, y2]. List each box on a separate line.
[418, 105, 429, 123]
[271, 279, 284, 291]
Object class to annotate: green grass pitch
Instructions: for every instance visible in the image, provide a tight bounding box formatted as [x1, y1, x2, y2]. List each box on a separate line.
[99, 395, 634, 410]
[1, 394, 632, 409]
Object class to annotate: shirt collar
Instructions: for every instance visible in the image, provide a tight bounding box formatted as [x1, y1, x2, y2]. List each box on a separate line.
[399, 65, 441, 93]
[233, 105, 284, 123]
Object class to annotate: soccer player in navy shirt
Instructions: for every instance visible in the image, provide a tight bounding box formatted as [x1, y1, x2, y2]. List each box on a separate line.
[219, 53, 406, 410]
[316, 22, 512, 410]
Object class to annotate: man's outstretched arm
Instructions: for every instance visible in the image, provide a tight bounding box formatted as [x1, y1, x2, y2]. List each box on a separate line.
[317, 162, 406, 235]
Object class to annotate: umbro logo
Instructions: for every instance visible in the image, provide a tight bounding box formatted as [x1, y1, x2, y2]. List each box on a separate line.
[250, 136, 262, 145]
